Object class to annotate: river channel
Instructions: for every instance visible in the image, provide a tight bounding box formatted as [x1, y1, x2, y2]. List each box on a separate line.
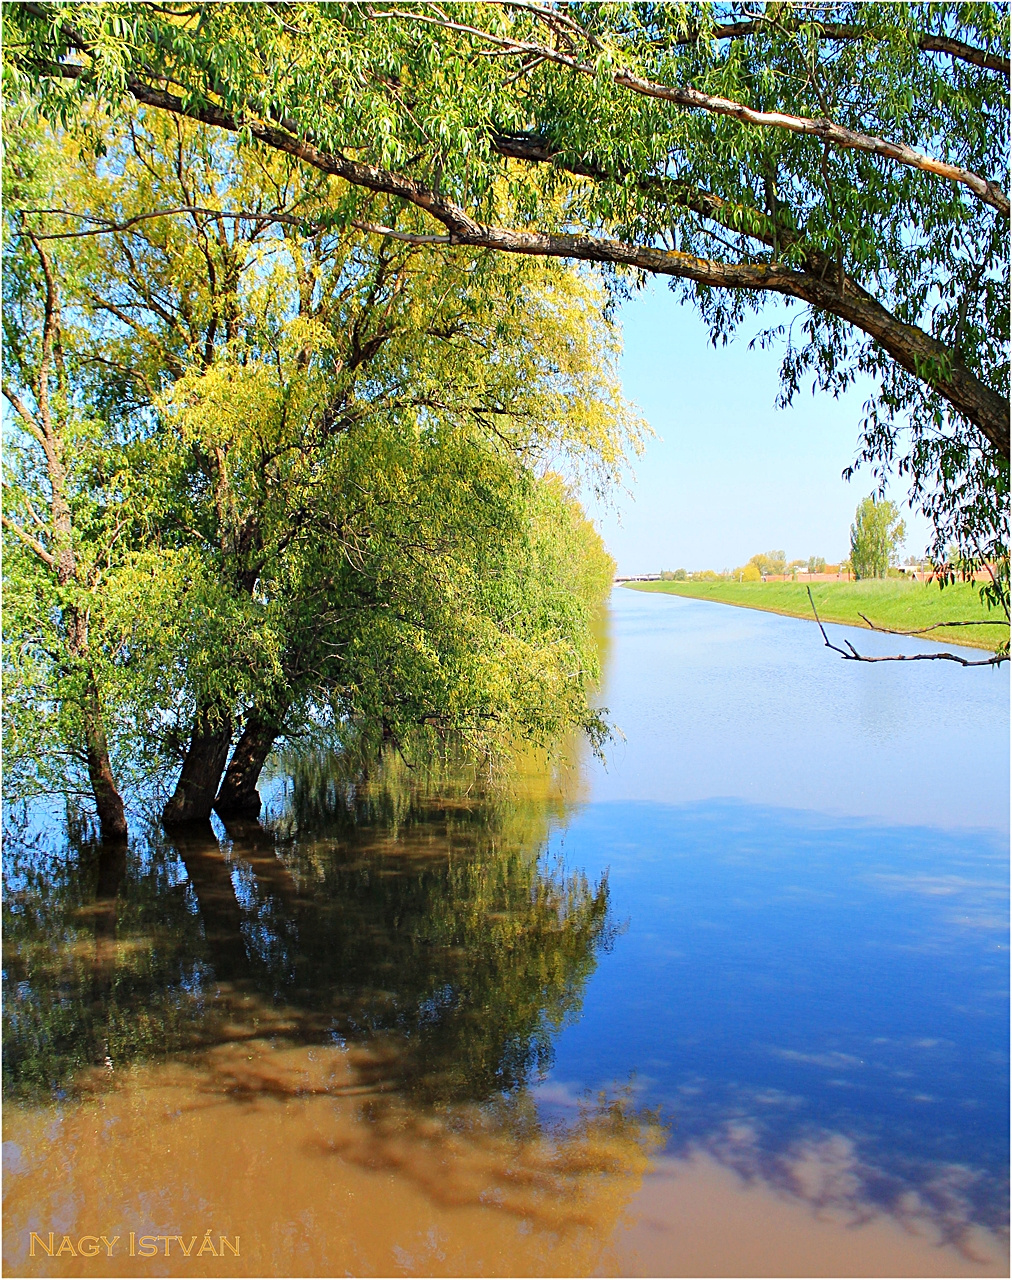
[3, 587, 1009, 1277]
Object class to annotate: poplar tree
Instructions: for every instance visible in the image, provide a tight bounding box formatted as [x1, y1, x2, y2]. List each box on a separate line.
[849, 496, 905, 579]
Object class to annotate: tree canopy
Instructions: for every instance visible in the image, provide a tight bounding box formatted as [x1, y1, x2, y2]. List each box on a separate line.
[3, 105, 639, 836]
[849, 495, 905, 579]
[749, 548, 787, 578]
[5, 0, 1008, 616]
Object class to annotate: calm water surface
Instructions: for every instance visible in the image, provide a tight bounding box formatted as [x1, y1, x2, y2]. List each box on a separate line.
[3, 588, 1008, 1277]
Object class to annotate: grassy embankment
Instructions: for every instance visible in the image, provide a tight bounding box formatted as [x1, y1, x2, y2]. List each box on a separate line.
[626, 579, 1008, 653]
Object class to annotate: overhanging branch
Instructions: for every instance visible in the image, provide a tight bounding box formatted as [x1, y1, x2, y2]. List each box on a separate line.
[502, 2, 1010, 74]
[367, 6, 1010, 217]
[24, 56, 1011, 458]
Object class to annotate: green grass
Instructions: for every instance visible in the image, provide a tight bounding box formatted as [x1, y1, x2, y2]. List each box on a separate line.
[625, 578, 1008, 652]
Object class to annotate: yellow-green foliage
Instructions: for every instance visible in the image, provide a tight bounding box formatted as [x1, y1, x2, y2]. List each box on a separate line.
[534, 475, 616, 609]
[3, 107, 639, 802]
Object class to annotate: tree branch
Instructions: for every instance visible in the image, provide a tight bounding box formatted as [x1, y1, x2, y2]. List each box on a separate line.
[1, 381, 47, 449]
[352, 218, 450, 244]
[20, 204, 317, 238]
[368, 7, 1010, 216]
[34, 59, 1010, 457]
[914, 31, 1010, 76]
[24, 229, 58, 443]
[650, 15, 1010, 77]
[807, 588, 1006, 667]
[611, 70, 1007, 217]
[506, 2, 1010, 74]
[2, 513, 56, 568]
[856, 612, 1008, 634]
[491, 132, 785, 253]
[21, 493, 49, 533]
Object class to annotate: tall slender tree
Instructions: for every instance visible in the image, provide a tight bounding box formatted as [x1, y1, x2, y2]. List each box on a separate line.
[849, 496, 905, 580]
[2, 222, 135, 840]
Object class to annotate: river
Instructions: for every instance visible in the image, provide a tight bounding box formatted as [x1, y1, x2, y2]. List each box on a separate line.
[3, 587, 1008, 1277]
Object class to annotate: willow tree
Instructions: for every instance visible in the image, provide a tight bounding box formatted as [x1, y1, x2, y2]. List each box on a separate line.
[154, 232, 630, 822]
[5, 1, 1008, 614]
[4, 108, 638, 830]
[2, 128, 183, 840]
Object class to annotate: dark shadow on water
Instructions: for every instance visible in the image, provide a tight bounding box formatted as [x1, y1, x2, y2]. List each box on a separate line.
[3, 746, 616, 1112]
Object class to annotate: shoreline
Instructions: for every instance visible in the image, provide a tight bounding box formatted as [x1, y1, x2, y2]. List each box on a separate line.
[622, 580, 1007, 654]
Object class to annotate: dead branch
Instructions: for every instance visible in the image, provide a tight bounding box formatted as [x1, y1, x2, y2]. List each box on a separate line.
[856, 611, 1008, 635]
[807, 588, 1007, 668]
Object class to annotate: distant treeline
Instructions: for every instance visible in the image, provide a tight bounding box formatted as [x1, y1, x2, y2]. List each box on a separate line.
[661, 552, 841, 583]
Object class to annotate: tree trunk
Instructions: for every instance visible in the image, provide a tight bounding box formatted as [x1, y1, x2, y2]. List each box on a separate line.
[64, 599, 129, 844]
[14, 234, 132, 842]
[81, 670, 128, 842]
[162, 701, 233, 826]
[214, 708, 282, 818]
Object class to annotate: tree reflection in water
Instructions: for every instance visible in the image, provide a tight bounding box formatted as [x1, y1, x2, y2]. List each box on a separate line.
[3, 745, 1008, 1277]
[5, 747, 620, 1095]
[3, 748, 663, 1251]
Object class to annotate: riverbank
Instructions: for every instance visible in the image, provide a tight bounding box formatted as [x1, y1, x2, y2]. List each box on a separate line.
[624, 579, 1008, 652]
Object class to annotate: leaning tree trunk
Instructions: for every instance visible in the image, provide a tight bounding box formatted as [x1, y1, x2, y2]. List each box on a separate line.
[214, 708, 283, 817]
[162, 700, 233, 826]
[81, 671, 128, 842]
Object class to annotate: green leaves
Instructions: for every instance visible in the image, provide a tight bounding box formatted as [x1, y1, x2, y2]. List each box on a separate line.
[4, 104, 634, 810]
[849, 495, 906, 579]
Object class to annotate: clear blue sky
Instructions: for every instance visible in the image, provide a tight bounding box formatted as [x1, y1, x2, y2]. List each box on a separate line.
[587, 281, 932, 576]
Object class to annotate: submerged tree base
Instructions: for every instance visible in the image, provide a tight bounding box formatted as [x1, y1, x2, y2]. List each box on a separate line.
[162, 709, 233, 827]
[214, 711, 281, 818]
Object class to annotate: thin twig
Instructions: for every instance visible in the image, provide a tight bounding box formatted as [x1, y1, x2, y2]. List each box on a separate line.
[856, 611, 1008, 634]
[19, 205, 313, 239]
[20, 205, 455, 251]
